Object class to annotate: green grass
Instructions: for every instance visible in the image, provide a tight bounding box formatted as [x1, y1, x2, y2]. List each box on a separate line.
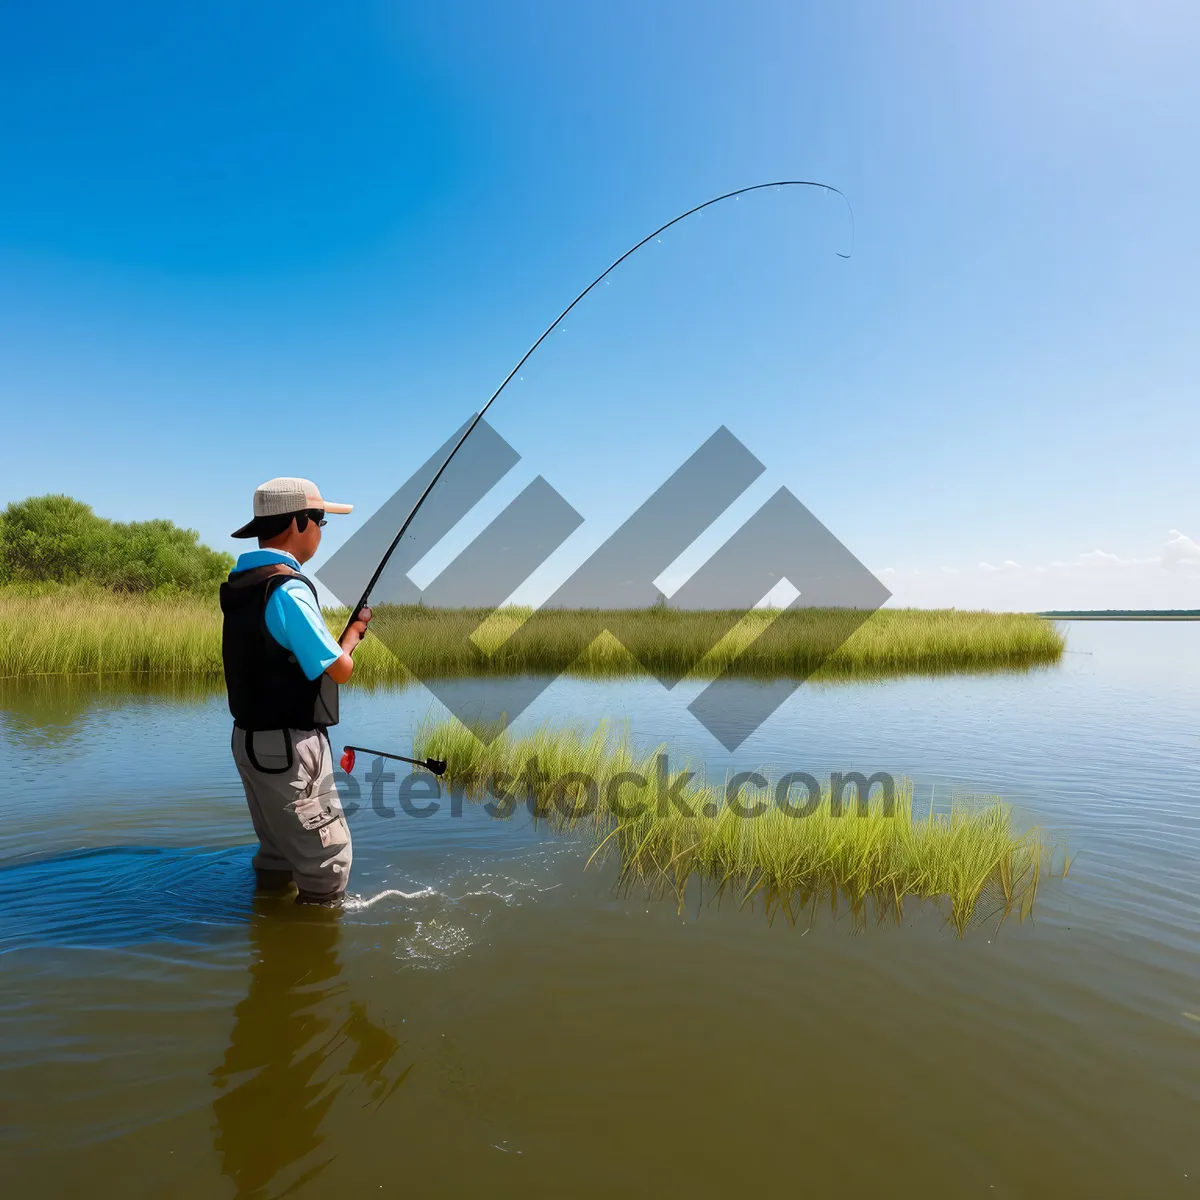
[0, 585, 1064, 682]
[0, 584, 228, 678]
[412, 717, 1054, 934]
[369, 602, 1064, 680]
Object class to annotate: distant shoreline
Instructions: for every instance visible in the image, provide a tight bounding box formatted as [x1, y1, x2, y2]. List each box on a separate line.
[1039, 611, 1200, 621]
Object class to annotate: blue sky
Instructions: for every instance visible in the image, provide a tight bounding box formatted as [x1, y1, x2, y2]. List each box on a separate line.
[2, 1, 1198, 609]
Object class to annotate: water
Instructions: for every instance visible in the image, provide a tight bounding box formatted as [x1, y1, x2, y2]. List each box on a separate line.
[1, 622, 1198, 1197]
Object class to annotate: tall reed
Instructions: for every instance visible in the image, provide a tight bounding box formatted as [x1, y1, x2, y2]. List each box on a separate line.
[412, 717, 1052, 934]
[0, 585, 224, 677]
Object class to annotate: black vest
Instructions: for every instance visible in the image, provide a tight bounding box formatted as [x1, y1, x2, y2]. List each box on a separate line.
[219, 564, 339, 731]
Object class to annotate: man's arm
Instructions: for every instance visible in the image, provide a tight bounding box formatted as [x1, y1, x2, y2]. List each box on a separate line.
[265, 584, 372, 684]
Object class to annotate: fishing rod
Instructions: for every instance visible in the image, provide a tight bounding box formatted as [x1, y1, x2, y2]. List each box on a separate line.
[340, 178, 853, 639]
[339, 745, 447, 776]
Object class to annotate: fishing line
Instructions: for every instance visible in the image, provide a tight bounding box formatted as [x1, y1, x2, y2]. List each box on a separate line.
[341, 179, 853, 636]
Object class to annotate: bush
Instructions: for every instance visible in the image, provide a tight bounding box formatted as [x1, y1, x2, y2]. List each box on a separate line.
[0, 495, 233, 594]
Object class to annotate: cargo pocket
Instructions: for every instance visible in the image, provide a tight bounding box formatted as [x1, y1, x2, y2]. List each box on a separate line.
[292, 732, 346, 842]
[319, 816, 349, 848]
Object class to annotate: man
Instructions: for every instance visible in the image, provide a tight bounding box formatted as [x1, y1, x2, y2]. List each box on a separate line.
[220, 477, 371, 905]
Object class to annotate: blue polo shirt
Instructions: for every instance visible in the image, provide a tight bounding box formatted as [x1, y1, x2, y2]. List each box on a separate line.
[230, 549, 343, 681]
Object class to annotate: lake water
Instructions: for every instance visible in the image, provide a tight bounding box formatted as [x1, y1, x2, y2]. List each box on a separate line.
[1, 621, 1198, 1198]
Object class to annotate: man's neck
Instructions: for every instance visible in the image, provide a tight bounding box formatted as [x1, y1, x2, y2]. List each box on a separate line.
[259, 540, 305, 564]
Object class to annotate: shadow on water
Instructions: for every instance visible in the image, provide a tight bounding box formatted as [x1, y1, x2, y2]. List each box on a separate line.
[211, 904, 411, 1199]
[0, 844, 257, 952]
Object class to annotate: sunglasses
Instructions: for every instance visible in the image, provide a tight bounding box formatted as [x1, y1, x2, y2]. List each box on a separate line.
[296, 510, 327, 531]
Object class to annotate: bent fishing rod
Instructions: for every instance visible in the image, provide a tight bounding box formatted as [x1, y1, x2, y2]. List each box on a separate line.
[340, 179, 853, 640]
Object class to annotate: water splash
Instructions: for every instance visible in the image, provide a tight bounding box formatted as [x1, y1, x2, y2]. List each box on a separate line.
[344, 886, 437, 911]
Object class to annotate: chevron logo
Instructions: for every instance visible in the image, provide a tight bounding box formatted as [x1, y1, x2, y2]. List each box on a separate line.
[318, 419, 889, 749]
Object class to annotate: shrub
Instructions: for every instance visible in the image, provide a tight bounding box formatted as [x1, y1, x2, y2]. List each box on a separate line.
[0, 495, 233, 594]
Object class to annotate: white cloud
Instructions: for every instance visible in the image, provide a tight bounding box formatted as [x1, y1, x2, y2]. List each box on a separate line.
[1077, 548, 1123, 566]
[1163, 529, 1200, 570]
[881, 530, 1200, 610]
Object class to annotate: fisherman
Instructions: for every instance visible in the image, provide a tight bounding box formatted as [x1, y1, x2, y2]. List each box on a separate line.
[220, 478, 371, 905]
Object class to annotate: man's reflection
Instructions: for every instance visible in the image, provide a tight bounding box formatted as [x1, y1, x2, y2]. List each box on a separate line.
[211, 901, 406, 1198]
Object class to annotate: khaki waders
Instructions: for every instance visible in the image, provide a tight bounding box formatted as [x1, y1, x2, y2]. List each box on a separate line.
[231, 727, 352, 902]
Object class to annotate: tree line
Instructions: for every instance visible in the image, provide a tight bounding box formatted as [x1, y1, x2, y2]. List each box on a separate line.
[0, 495, 232, 594]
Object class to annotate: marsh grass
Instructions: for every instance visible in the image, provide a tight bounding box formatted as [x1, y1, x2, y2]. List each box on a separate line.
[369, 603, 1064, 681]
[412, 717, 1052, 935]
[0, 585, 1064, 683]
[0, 585, 226, 678]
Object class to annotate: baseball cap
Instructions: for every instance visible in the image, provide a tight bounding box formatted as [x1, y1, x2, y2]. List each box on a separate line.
[231, 477, 353, 539]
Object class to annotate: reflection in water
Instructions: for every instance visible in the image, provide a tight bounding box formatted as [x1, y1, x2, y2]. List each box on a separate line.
[211, 904, 409, 1198]
[0, 675, 220, 750]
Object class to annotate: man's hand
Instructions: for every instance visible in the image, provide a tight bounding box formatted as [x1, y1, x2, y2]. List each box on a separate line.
[325, 607, 373, 685]
[340, 606, 373, 655]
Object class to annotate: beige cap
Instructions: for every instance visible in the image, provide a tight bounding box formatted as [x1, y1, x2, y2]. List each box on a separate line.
[232, 477, 352, 538]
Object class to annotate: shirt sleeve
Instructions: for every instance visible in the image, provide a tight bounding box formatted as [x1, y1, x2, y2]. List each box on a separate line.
[264, 580, 344, 681]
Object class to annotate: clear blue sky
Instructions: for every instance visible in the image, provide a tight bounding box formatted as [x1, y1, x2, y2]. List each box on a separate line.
[2, 1, 1198, 608]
